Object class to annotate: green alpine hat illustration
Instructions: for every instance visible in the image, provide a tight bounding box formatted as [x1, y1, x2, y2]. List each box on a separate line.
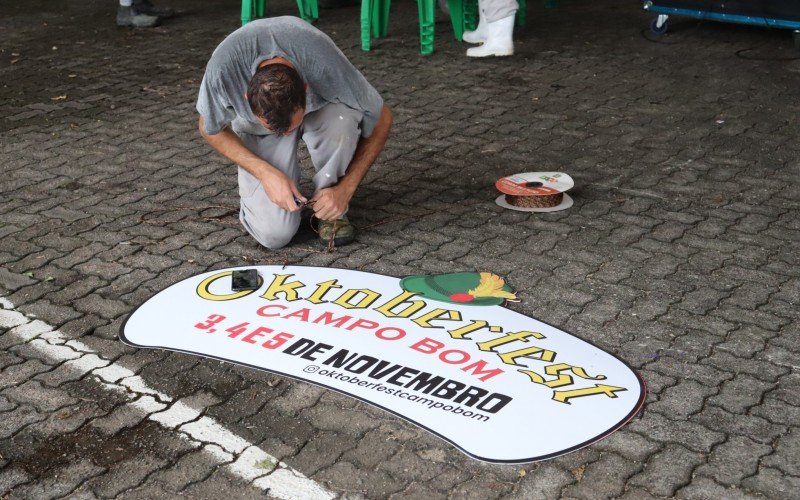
[400, 272, 516, 306]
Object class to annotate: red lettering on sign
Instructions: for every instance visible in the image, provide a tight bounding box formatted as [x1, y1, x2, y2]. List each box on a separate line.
[242, 326, 273, 344]
[410, 337, 445, 354]
[257, 305, 287, 317]
[346, 319, 380, 331]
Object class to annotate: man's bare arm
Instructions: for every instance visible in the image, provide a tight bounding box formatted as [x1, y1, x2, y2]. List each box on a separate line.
[198, 116, 304, 212]
[311, 104, 393, 220]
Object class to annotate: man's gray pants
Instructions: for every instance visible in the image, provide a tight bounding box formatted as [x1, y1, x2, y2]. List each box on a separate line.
[236, 103, 362, 249]
[479, 0, 518, 23]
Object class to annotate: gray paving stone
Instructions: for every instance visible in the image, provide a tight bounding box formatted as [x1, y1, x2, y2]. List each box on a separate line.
[300, 403, 382, 438]
[90, 399, 153, 436]
[0, 267, 37, 292]
[678, 477, 762, 500]
[29, 402, 107, 436]
[2, 380, 78, 412]
[448, 476, 514, 499]
[760, 427, 800, 477]
[591, 430, 661, 463]
[692, 406, 787, 446]
[149, 446, 226, 492]
[741, 466, 800, 499]
[0, 404, 47, 439]
[649, 379, 717, 420]
[85, 452, 168, 498]
[627, 444, 705, 497]
[314, 460, 405, 498]
[708, 375, 777, 414]
[178, 468, 264, 499]
[389, 482, 446, 500]
[561, 452, 641, 498]
[340, 428, 402, 470]
[702, 351, 789, 383]
[695, 435, 772, 486]
[505, 463, 574, 500]
[628, 412, 725, 453]
[9, 458, 105, 500]
[289, 432, 355, 476]
[0, 394, 17, 413]
[0, 467, 32, 495]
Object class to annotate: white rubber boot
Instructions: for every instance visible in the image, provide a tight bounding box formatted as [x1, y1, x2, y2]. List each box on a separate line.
[462, 2, 488, 44]
[466, 14, 514, 57]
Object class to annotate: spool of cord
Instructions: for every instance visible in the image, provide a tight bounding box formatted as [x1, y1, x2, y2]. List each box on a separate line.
[495, 172, 574, 213]
[505, 192, 564, 208]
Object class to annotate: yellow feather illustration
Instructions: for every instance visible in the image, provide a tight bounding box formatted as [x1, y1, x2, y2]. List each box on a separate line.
[468, 272, 517, 300]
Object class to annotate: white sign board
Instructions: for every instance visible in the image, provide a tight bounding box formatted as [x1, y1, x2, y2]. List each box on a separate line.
[121, 266, 645, 463]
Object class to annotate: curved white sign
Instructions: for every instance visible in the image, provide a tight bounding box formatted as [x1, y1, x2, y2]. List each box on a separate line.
[121, 266, 645, 463]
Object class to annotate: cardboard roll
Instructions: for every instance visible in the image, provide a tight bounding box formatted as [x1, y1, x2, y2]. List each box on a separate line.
[495, 172, 574, 197]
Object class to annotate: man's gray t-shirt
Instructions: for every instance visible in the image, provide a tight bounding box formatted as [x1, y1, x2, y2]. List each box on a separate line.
[197, 17, 384, 137]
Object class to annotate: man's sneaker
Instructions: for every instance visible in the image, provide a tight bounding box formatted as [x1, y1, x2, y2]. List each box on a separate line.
[317, 218, 355, 247]
[116, 6, 160, 27]
[133, 0, 175, 19]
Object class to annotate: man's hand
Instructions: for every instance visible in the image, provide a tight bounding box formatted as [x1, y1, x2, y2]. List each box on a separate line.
[311, 185, 352, 221]
[261, 169, 306, 212]
[198, 117, 307, 213]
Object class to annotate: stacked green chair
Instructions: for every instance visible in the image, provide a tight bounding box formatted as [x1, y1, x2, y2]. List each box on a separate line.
[241, 0, 319, 25]
[361, 0, 527, 55]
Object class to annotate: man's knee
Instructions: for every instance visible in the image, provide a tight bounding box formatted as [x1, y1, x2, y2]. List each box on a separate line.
[304, 104, 361, 146]
[256, 231, 295, 250]
[241, 213, 299, 249]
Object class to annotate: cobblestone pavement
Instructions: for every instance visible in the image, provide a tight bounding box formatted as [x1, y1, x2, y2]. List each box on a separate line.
[1, 0, 799, 498]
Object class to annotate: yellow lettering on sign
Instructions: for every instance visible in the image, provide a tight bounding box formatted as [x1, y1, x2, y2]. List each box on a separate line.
[518, 363, 606, 388]
[477, 330, 545, 352]
[260, 274, 306, 302]
[498, 346, 556, 365]
[448, 320, 493, 340]
[412, 308, 462, 328]
[306, 280, 342, 304]
[196, 271, 258, 301]
[333, 288, 381, 309]
[551, 384, 627, 404]
[374, 291, 427, 319]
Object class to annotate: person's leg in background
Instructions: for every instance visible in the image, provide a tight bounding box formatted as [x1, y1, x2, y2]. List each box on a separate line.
[133, 0, 175, 19]
[237, 131, 304, 249]
[465, 0, 518, 57]
[302, 103, 362, 246]
[117, 0, 159, 27]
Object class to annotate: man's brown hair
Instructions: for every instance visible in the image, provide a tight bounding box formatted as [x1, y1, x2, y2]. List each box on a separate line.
[247, 64, 306, 135]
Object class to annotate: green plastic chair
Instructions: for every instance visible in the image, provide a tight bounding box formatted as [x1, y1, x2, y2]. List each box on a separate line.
[361, 0, 526, 56]
[241, 0, 319, 25]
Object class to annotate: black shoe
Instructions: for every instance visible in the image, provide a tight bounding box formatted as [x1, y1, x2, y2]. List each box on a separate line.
[117, 6, 160, 27]
[133, 0, 175, 19]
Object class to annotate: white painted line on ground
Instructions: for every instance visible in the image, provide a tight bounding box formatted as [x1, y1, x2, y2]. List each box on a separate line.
[0, 296, 334, 500]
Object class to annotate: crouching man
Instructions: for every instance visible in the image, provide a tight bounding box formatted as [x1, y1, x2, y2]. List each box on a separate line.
[197, 17, 392, 248]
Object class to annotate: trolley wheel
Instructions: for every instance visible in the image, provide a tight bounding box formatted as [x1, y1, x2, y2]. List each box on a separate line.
[650, 16, 669, 35]
[794, 30, 800, 51]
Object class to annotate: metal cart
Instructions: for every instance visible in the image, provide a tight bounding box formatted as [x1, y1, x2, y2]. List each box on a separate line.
[643, 0, 800, 47]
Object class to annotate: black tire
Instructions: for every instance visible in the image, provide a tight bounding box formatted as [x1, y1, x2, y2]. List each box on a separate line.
[793, 30, 800, 51]
[650, 17, 669, 35]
